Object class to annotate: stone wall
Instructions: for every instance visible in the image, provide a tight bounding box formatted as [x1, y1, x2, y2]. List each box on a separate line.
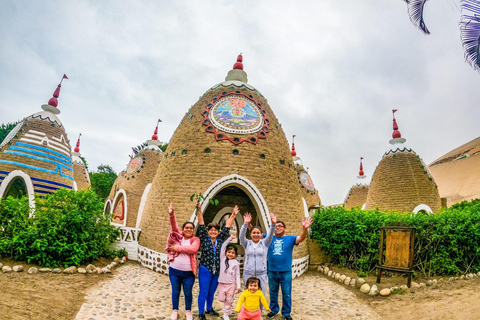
[344, 184, 369, 210]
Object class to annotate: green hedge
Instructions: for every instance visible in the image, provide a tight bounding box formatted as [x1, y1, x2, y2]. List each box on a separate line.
[0, 189, 120, 267]
[310, 199, 480, 276]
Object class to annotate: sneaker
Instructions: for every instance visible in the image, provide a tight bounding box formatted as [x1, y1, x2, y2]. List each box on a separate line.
[170, 310, 178, 320]
[222, 314, 230, 320]
[206, 309, 220, 316]
[198, 313, 207, 320]
[283, 316, 293, 320]
[267, 312, 277, 319]
[185, 310, 193, 320]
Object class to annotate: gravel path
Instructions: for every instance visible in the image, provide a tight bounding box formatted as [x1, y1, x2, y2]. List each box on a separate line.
[75, 264, 380, 320]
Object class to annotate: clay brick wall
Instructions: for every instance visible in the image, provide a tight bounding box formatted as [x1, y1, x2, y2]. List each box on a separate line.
[344, 184, 369, 210]
[106, 148, 162, 227]
[365, 151, 441, 212]
[0, 114, 74, 192]
[138, 83, 311, 260]
[73, 162, 90, 190]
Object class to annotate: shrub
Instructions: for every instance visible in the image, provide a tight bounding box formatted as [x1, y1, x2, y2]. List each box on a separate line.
[310, 199, 480, 276]
[0, 189, 120, 267]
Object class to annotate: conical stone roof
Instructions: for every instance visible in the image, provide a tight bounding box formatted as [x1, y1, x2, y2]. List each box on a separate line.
[137, 56, 312, 274]
[344, 157, 369, 210]
[107, 129, 164, 228]
[0, 78, 74, 202]
[71, 134, 91, 190]
[364, 111, 441, 213]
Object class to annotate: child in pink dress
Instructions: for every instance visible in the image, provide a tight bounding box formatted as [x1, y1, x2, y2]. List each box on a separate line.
[217, 235, 241, 320]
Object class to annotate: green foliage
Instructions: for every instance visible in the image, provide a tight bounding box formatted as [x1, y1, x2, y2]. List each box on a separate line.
[89, 164, 117, 201]
[0, 121, 19, 143]
[310, 199, 480, 276]
[160, 143, 168, 152]
[0, 189, 120, 267]
[190, 193, 219, 206]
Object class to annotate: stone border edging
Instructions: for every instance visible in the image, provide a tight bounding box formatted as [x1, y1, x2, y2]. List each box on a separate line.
[316, 265, 480, 297]
[0, 256, 126, 275]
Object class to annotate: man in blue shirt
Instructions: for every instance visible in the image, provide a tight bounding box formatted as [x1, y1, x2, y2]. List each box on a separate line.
[267, 216, 313, 320]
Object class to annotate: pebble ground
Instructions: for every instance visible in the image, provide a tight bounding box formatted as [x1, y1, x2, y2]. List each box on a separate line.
[75, 264, 380, 320]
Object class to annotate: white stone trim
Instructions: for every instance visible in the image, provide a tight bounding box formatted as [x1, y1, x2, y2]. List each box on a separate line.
[72, 181, 78, 191]
[136, 183, 152, 229]
[137, 244, 169, 274]
[104, 199, 113, 213]
[189, 174, 270, 229]
[111, 189, 127, 227]
[0, 170, 36, 215]
[413, 204, 433, 215]
[302, 197, 309, 218]
[292, 255, 309, 279]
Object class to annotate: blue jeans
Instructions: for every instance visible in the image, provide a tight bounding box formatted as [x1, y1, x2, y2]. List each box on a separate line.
[268, 271, 292, 316]
[198, 265, 219, 314]
[169, 267, 195, 311]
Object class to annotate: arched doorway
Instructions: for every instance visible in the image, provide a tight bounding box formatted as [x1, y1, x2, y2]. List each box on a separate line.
[191, 174, 270, 230]
[3, 177, 28, 199]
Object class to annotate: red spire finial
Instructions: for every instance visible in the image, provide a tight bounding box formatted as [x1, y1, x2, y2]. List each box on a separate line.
[291, 135, 297, 156]
[151, 119, 162, 140]
[392, 109, 402, 139]
[233, 53, 243, 70]
[74, 133, 81, 153]
[359, 157, 364, 176]
[48, 74, 68, 107]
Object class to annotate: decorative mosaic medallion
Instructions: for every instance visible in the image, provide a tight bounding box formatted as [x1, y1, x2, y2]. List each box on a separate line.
[126, 157, 143, 175]
[299, 172, 315, 191]
[209, 95, 263, 134]
[203, 92, 269, 145]
[0, 121, 23, 149]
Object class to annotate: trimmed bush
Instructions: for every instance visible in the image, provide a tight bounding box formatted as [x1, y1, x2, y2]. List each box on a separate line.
[310, 199, 480, 276]
[0, 189, 120, 267]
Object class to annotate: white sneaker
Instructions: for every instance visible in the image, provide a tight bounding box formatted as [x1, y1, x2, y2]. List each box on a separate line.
[185, 310, 193, 320]
[222, 314, 230, 320]
[170, 310, 178, 320]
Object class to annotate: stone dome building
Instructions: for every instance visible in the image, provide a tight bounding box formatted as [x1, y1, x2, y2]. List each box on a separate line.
[290, 136, 321, 214]
[364, 110, 441, 213]
[136, 56, 316, 277]
[71, 134, 91, 191]
[0, 76, 74, 209]
[428, 136, 480, 206]
[105, 121, 164, 259]
[344, 157, 369, 210]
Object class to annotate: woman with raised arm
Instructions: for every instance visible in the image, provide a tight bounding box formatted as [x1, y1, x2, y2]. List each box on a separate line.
[239, 212, 277, 295]
[166, 203, 200, 320]
[197, 202, 239, 320]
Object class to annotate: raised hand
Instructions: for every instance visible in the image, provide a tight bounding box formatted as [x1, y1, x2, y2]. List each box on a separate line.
[168, 202, 174, 215]
[232, 205, 239, 217]
[243, 212, 252, 225]
[269, 212, 277, 224]
[302, 216, 313, 229]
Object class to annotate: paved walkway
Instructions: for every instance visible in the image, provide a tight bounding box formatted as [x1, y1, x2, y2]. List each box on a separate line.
[75, 263, 380, 320]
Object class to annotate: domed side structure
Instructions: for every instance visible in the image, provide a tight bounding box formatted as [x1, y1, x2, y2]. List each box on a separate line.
[71, 133, 91, 190]
[344, 157, 369, 210]
[428, 136, 480, 206]
[290, 135, 321, 215]
[138, 56, 311, 277]
[0, 75, 73, 209]
[365, 110, 441, 213]
[106, 120, 164, 230]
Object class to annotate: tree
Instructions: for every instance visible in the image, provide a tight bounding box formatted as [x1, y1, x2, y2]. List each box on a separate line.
[0, 121, 19, 144]
[89, 164, 117, 201]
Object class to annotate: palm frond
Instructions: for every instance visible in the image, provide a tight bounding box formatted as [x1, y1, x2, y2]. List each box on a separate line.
[460, 0, 480, 72]
[407, 0, 431, 34]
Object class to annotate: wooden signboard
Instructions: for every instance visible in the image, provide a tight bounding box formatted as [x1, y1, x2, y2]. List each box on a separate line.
[376, 226, 415, 287]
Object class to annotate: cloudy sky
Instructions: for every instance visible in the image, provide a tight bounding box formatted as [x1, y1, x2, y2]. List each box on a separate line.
[1, 0, 478, 206]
